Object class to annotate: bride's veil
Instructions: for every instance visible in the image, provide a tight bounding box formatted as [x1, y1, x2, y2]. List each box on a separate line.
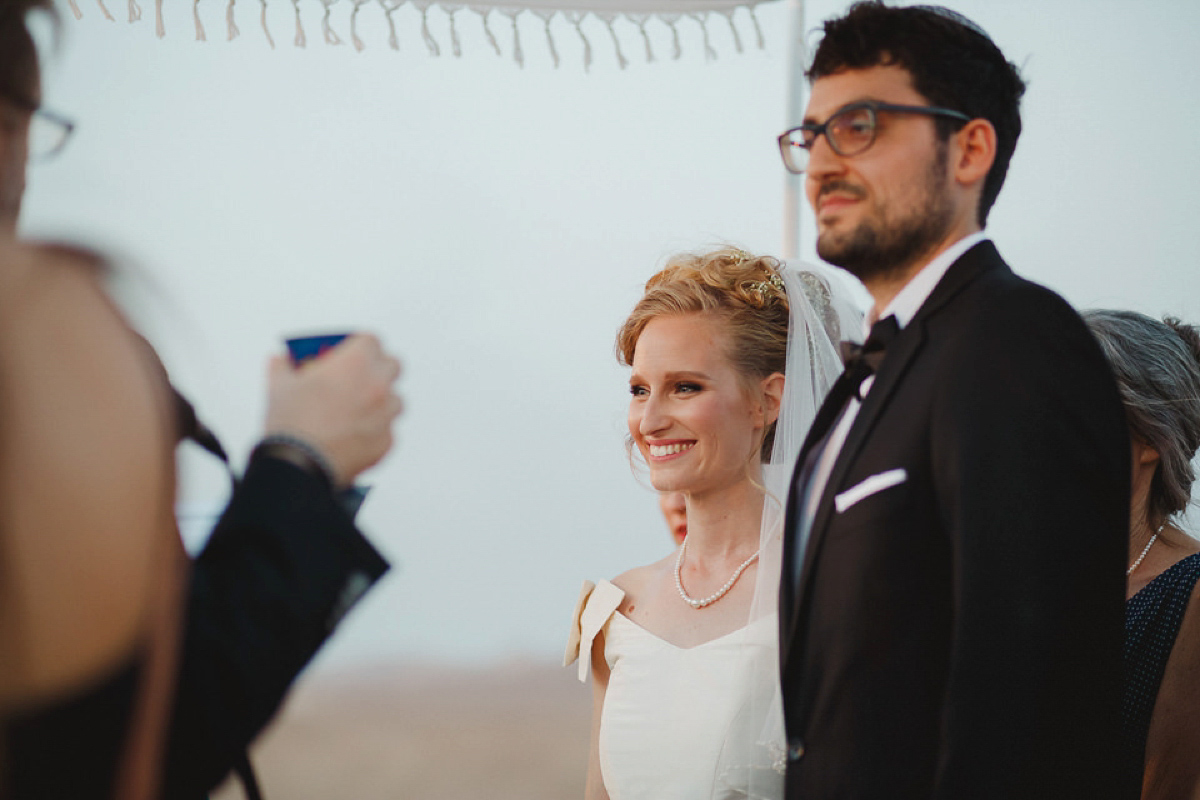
[712, 261, 862, 799]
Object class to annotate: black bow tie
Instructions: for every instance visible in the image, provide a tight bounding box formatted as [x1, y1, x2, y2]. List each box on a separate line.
[792, 316, 901, 474]
[839, 314, 900, 374]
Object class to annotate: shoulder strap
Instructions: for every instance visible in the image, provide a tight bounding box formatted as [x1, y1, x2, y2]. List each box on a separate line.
[171, 387, 264, 800]
[171, 389, 230, 466]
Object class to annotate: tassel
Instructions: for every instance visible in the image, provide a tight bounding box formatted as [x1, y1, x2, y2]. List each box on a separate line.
[292, 0, 306, 47]
[321, 0, 343, 46]
[67, 0, 83, 20]
[418, 5, 439, 56]
[227, 0, 240, 41]
[381, 0, 400, 50]
[128, 0, 142, 23]
[473, 7, 501, 57]
[350, 0, 366, 51]
[722, 9, 743, 54]
[565, 12, 591, 73]
[98, 0, 115, 22]
[691, 13, 717, 61]
[533, 10, 558, 69]
[259, 0, 275, 48]
[748, 5, 765, 50]
[629, 14, 653, 63]
[598, 14, 627, 70]
[446, 6, 462, 58]
[501, 9, 522, 68]
[661, 14, 681, 60]
[155, 0, 165, 37]
[193, 0, 207, 40]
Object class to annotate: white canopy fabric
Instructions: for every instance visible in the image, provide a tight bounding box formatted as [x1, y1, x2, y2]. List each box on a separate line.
[65, 0, 779, 68]
[64, 0, 807, 252]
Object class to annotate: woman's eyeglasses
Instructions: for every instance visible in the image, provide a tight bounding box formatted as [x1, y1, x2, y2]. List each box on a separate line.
[0, 87, 76, 160]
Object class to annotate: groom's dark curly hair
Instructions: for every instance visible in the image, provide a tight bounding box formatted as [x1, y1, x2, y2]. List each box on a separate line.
[807, 2, 1026, 227]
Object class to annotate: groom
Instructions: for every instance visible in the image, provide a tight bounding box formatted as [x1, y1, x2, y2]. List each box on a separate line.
[777, 4, 1134, 799]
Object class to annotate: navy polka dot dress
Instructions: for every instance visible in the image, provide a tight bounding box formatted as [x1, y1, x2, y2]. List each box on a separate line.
[1123, 552, 1200, 769]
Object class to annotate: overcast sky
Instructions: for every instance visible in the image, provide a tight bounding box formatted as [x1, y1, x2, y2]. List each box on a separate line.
[23, 0, 1200, 670]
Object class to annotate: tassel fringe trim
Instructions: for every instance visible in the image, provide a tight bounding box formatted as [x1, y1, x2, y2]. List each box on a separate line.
[67, 0, 772, 65]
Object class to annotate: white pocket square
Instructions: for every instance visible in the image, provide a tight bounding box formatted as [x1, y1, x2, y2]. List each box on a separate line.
[835, 468, 907, 513]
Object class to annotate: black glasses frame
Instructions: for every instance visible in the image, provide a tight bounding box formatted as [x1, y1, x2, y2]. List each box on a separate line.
[777, 101, 970, 175]
[0, 85, 76, 160]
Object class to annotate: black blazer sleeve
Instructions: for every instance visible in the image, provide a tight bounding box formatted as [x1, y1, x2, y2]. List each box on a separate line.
[161, 452, 389, 798]
[929, 284, 1131, 797]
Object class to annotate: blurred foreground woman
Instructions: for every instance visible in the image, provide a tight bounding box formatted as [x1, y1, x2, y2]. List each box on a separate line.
[0, 241, 183, 799]
[1085, 309, 1200, 799]
[0, 1, 402, 796]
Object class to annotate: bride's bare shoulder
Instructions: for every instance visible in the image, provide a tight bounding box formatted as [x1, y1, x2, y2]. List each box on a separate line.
[611, 550, 677, 613]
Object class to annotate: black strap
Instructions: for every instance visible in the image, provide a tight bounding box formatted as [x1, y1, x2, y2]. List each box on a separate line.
[171, 387, 263, 800]
[172, 389, 230, 466]
[234, 751, 265, 800]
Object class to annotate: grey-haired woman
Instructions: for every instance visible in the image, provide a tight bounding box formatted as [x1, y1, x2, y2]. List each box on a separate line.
[1085, 309, 1200, 799]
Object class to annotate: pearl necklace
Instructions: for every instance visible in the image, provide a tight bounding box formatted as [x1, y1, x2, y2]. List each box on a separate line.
[1127, 527, 1162, 577]
[674, 537, 760, 609]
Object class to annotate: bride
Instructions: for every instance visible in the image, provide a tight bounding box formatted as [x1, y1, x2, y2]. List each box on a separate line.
[566, 247, 858, 799]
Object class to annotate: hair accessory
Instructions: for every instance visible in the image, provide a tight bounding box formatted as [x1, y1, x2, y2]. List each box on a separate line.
[749, 272, 786, 298]
[726, 248, 753, 266]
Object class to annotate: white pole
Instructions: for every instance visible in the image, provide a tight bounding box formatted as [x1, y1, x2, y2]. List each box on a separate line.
[781, 0, 806, 259]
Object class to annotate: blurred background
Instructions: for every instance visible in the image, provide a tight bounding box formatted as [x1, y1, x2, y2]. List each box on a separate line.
[22, 1, 1200, 796]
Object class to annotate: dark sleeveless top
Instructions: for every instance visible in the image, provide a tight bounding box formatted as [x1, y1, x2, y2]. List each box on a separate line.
[1123, 551, 1200, 770]
[3, 658, 141, 798]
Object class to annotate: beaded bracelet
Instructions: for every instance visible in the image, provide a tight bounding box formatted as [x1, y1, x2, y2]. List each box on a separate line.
[252, 433, 339, 489]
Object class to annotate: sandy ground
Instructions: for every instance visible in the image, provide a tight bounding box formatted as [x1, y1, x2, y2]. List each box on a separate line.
[212, 660, 591, 800]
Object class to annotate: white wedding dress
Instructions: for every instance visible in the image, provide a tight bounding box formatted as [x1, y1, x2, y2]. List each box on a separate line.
[565, 579, 784, 800]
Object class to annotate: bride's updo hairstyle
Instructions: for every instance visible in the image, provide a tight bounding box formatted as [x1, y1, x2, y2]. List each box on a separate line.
[617, 247, 798, 461]
[1083, 309, 1200, 528]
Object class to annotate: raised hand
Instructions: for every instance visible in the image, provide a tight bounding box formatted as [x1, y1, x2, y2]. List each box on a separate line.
[264, 333, 403, 487]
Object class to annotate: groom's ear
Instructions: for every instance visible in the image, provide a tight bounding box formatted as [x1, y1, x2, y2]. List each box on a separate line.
[760, 372, 786, 427]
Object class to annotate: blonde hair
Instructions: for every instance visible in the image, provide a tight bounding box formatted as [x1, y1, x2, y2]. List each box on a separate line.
[617, 247, 790, 460]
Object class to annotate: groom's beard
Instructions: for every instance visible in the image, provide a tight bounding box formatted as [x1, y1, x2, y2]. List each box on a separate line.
[815, 146, 955, 284]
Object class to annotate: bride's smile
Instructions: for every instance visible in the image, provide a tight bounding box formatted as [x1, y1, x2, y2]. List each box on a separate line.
[645, 441, 696, 459]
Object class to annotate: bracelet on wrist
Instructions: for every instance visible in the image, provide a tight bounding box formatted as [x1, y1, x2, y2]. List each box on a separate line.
[252, 433, 340, 488]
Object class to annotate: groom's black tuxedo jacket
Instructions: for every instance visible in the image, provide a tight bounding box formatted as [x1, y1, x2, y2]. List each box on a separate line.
[779, 242, 1136, 799]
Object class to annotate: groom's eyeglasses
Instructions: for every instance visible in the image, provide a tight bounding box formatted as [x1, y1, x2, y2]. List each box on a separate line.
[777, 101, 970, 175]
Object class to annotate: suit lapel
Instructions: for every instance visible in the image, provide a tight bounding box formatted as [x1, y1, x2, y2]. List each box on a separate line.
[779, 364, 865, 622]
[790, 323, 926, 613]
[781, 241, 1006, 655]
